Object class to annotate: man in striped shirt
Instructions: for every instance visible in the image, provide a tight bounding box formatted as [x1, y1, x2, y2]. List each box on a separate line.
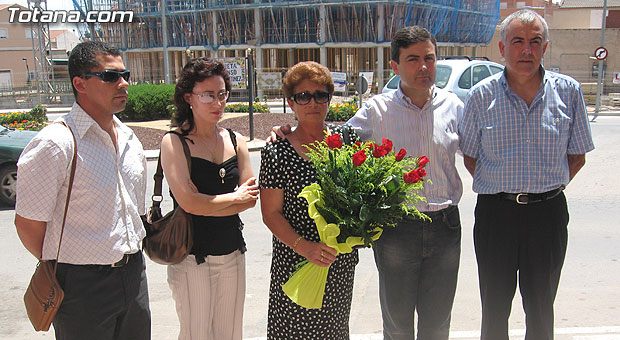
[458, 10, 594, 340]
[348, 26, 464, 340]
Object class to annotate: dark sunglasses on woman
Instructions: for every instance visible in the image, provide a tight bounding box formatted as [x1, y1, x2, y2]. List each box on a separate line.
[290, 90, 332, 105]
[85, 69, 131, 82]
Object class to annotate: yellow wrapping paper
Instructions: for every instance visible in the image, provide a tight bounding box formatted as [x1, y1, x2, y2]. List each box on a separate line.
[282, 183, 382, 309]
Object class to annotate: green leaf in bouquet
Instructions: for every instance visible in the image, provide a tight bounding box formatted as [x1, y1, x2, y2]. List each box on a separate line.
[315, 204, 341, 225]
[359, 204, 371, 222]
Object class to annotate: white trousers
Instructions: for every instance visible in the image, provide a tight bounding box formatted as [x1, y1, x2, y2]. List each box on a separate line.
[167, 251, 245, 340]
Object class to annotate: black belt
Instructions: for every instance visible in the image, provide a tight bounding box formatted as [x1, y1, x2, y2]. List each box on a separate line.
[483, 186, 564, 205]
[83, 252, 139, 269]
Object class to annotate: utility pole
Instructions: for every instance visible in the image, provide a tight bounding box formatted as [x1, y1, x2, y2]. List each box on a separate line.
[592, 0, 608, 122]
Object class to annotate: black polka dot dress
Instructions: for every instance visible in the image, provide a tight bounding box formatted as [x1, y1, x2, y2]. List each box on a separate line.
[259, 126, 359, 340]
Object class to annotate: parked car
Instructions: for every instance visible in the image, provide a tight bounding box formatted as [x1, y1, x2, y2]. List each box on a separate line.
[382, 57, 504, 102]
[0, 125, 38, 206]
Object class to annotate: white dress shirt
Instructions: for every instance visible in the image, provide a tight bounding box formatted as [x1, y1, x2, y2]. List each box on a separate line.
[16, 102, 147, 265]
[348, 85, 464, 212]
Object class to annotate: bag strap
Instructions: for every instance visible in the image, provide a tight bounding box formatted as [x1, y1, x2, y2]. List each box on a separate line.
[151, 131, 192, 209]
[52, 121, 77, 275]
[226, 128, 238, 156]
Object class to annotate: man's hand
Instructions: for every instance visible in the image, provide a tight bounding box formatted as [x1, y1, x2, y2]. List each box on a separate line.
[266, 124, 293, 144]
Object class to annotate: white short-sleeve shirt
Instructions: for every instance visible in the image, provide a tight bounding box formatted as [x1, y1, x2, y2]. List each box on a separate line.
[16, 102, 147, 265]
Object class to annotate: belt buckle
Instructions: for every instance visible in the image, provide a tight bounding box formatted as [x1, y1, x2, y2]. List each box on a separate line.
[515, 193, 528, 205]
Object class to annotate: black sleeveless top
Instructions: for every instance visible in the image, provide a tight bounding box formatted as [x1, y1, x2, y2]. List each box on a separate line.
[173, 129, 246, 264]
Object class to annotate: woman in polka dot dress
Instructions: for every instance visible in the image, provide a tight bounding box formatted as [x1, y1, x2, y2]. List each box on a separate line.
[259, 61, 359, 339]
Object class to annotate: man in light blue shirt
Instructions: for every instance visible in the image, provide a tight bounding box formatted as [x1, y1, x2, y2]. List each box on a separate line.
[349, 26, 463, 340]
[459, 9, 594, 340]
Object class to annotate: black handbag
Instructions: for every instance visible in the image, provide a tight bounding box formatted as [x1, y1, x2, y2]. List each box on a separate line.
[142, 131, 193, 265]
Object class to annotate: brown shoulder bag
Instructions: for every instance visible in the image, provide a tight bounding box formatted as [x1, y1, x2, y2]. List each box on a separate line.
[23, 121, 77, 331]
[142, 131, 193, 265]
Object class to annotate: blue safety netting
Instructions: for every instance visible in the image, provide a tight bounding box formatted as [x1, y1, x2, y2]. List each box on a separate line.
[75, 0, 500, 49]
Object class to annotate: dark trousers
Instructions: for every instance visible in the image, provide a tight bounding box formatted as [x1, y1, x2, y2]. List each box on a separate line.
[474, 193, 568, 340]
[52, 252, 151, 340]
[373, 205, 461, 340]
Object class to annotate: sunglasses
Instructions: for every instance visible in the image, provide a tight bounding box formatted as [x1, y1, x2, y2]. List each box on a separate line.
[290, 91, 332, 105]
[192, 90, 230, 104]
[85, 69, 131, 82]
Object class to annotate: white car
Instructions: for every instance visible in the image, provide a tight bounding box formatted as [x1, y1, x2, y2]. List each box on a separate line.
[382, 58, 504, 102]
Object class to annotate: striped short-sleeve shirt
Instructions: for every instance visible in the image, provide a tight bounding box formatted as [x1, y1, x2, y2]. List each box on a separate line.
[458, 68, 595, 194]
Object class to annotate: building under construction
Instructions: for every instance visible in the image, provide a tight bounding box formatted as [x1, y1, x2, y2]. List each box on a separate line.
[75, 0, 500, 93]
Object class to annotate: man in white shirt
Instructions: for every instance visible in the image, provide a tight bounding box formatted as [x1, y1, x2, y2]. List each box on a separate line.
[15, 41, 150, 339]
[348, 26, 463, 340]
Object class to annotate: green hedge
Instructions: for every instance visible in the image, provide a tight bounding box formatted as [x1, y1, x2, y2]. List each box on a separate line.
[117, 83, 176, 121]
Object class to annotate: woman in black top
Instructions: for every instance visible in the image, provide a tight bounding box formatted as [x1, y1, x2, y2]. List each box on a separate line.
[160, 57, 258, 340]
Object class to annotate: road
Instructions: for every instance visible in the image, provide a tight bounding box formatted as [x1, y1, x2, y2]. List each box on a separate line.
[1, 117, 619, 339]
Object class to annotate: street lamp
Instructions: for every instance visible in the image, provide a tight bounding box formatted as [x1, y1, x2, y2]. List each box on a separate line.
[22, 58, 30, 87]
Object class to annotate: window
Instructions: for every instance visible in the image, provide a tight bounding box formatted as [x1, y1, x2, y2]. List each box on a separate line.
[458, 66, 472, 89]
[25, 29, 33, 39]
[435, 65, 452, 89]
[472, 66, 491, 86]
[0, 28, 7, 39]
[490, 65, 503, 75]
[500, 2, 507, 9]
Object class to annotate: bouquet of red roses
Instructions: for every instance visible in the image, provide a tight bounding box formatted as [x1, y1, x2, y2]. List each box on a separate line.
[282, 133, 429, 308]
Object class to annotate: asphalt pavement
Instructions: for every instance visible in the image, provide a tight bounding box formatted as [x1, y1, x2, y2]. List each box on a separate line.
[0, 114, 619, 339]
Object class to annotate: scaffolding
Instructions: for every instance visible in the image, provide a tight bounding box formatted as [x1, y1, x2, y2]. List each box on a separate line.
[74, 0, 500, 88]
[27, 0, 54, 99]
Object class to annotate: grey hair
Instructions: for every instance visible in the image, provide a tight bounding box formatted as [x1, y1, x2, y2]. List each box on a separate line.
[499, 9, 549, 43]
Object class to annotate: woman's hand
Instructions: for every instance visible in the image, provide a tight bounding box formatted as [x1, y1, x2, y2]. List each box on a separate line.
[296, 239, 337, 267]
[234, 177, 259, 203]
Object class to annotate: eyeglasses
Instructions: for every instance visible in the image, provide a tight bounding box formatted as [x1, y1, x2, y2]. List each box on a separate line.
[289, 91, 332, 105]
[192, 90, 230, 104]
[85, 69, 131, 82]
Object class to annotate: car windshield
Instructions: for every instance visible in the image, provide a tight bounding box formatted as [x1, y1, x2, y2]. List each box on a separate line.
[435, 65, 452, 89]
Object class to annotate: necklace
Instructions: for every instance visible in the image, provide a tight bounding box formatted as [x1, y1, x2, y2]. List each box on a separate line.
[210, 129, 226, 184]
[195, 128, 226, 184]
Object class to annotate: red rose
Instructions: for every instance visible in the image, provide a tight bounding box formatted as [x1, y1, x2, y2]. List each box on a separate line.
[372, 146, 388, 158]
[381, 138, 393, 153]
[417, 168, 426, 177]
[418, 155, 429, 168]
[326, 134, 343, 149]
[404, 171, 421, 184]
[354, 141, 362, 148]
[395, 149, 407, 161]
[352, 150, 367, 167]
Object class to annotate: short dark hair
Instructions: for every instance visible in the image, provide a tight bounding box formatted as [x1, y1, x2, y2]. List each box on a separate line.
[172, 57, 232, 133]
[390, 26, 438, 63]
[281, 61, 334, 98]
[68, 40, 121, 97]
